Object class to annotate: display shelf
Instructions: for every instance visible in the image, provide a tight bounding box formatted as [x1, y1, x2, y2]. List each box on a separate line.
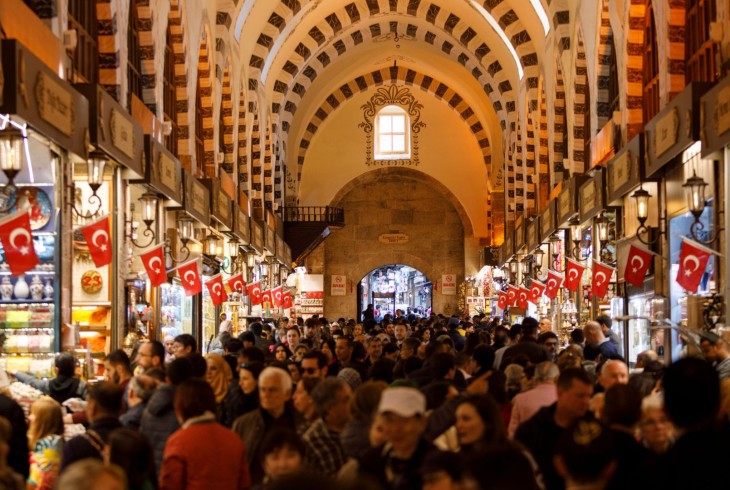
[0, 299, 54, 305]
[0, 270, 56, 276]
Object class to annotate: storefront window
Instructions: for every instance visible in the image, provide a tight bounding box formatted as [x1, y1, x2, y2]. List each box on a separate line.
[159, 282, 194, 339]
[360, 265, 431, 320]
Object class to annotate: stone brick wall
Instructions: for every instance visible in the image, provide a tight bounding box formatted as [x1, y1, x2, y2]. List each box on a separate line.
[322, 170, 465, 320]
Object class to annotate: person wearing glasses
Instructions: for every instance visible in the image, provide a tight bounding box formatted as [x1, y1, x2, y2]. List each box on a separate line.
[300, 351, 328, 378]
[538, 331, 560, 362]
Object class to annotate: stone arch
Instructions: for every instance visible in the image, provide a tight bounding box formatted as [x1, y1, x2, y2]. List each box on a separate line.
[525, 111, 536, 215]
[168, 0, 191, 163]
[220, 61, 234, 174]
[97, 0, 123, 101]
[237, 83, 249, 195]
[596, 0, 615, 129]
[553, 60, 567, 181]
[571, 27, 589, 174]
[196, 25, 215, 176]
[642, 0, 661, 126]
[263, 117, 274, 212]
[131, 0, 156, 112]
[353, 258, 437, 291]
[250, 110, 262, 213]
[538, 77, 550, 208]
[625, 0, 646, 140]
[330, 168, 474, 237]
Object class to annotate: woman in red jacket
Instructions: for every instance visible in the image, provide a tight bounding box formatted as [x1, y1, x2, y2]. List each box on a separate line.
[159, 378, 251, 490]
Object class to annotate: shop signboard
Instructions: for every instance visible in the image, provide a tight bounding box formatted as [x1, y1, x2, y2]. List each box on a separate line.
[441, 274, 457, 295]
[700, 75, 730, 157]
[0, 40, 88, 158]
[556, 175, 589, 227]
[74, 83, 144, 179]
[514, 221, 526, 254]
[645, 83, 712, 178]
[250, 219, 264, 254]
[201, 179, 233, 231]
[232, 205, 250, 245]
[264, 225, 276, 257]
[135, 136, 182, 206]
[276, 235, 286, 264]
[182, 171, 210, 225]
[526, 217, 539, 252]
[579, 167, 606, 223]
[539, 200, 557, 243]
[331, 275, 346, 296]
[607, 134, 643, 205]
[499, 235, 514, 267]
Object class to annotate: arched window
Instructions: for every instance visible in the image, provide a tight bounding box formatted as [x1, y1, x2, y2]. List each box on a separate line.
[127, 5, 144, 105]
[163, 24, 178, 155]
[374, 105, 410, 160]
[67, 0, 97, 83]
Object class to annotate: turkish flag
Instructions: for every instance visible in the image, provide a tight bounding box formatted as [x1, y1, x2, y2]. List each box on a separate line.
[517, 287, 530, 309]
[529, 280, 546, 304]
[507, 285, 519, 306]
[261, 289, 272, 306]
[272, 286, 283, 307]
[247, 281, 263, 305]
[80, 215, 113, 267]
[676, 237, 713, 293]
[205, 274, 228, 306]
[139, 244, 167, 287]
[624, 245, 654, 287]
[282, 290, 293, 309]
[564, 259, 586, 292]
[227, 273, 246, 294]
[591, 261, 616, 299]
[0, 209, 38, 276]
[544, 270, 564, 299]
[497, 291, 508, 310]
[176, 259, 202, 296]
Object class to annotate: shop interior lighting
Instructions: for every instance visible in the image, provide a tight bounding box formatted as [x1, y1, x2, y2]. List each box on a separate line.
[69, 151, 106, 218]
[0, 127, 25, 213]
[125, 192, 159, 248]
[469, 1, 524, 80]
[683, 171, 724, 245]
[595, 214, 608, 242]
[568, 217, 583, 259]
[631, 185, 663, 246]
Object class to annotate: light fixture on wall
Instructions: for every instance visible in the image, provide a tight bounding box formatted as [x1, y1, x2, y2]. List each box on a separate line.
[164, 215, 195, 263]
[221, 238, 241, 274]
[508, 257, 519, 279]
[532, 246, 545, 278]
[595, 214, 608, 242]
[126, 192, 159, 248]
[631, 185, 663, 245]
[69, 151, 107, 218]
[683, 171, 724, 245]
[0, 127, 25, 213]
[569, 217, 583, 260]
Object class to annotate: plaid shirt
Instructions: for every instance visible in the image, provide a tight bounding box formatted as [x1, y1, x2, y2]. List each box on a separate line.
[302, 418, 346, 477]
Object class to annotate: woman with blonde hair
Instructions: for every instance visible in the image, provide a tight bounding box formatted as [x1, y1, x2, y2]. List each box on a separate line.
[26, 397, 64, 490]
[205, 353, 233, 418]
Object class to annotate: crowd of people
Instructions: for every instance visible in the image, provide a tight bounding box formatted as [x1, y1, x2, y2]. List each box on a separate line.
[0, 311, 729, 489]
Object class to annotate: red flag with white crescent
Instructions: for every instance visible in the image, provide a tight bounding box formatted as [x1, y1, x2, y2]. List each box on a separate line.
[176, 259, 202, 296]
[591, 261, 616, 299]
[497, 291, 508, 310]
[564, 259, 586, 292]
[529, 280, 546, 304]
[139, 244, 167, 287]
[507, 285, 519, 307]
[282, 290, 293, 309]
[544, 270, 564, 299]
[227, 273, 246, 295]
[205, 274, 228, 306]
[261, 289, 272, 306]
[80, 215, 113, 267]
[272, 286, 283, 307]
[623, 244, 654, 287]
[247, 281, 263, 305]
[517, 287, 530, 310]
[676, 237, 713, 293]
[0, 209, 38, 276]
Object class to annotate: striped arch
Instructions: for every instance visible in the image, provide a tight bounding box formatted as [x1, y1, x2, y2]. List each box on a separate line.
[197, 28, 216, 176]
[550, 0, 571, 54]
[132, 0, 157, 112]
[263, 119, 274, 212]
[97, 0, 123, 100]
[553, 61, 567, 184]
[168, 0, 191, 164]
[514, 121, 524, 214]
[294, 67, 492, 182]
[220, 62, 234, 174]
[626, 0, 647, 141]
[506, 132, 516, 224]
[571, 29, 589, 173]
[525, 111, 536, 215]
[237, 85, 250, 194]
[251, 111, 263, 213]
[538, 78, 549, 208]
[595, 0, 614, 128]
[667, 1, 685, 99]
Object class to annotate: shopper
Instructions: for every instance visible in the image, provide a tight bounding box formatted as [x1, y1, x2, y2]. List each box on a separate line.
[106, 428, 156, 490]
[26, 397, 64, 490]
[0, 393, 28, 479]
[13, 352, 87, 404]
[0, 417, 23, 490]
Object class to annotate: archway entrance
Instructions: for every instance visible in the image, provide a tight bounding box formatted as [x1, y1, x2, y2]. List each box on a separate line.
[357, 264, 432, 322]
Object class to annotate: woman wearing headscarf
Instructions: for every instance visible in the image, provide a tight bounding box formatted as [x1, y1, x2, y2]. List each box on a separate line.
[205, 354, 233, 420]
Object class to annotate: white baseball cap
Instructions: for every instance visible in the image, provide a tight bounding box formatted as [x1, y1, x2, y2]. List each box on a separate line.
[377, 387, 426, 417]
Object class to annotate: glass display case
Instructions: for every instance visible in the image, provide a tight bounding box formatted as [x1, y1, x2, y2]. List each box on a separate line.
[159, 281, 194, 339]
[201, 275, 216, 353]
[626, 295, 666, 367]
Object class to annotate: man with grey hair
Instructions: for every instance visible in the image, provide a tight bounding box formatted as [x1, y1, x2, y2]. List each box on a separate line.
[233, 367, 304, 484]
[119, 375, 156, 430]
[632, 349, 659, 373]
[302, 377, 352, 476]
[583, 321, 619, 362]
[508, 361, 559, 438]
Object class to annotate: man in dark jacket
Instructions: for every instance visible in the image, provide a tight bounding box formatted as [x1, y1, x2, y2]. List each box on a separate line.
[0, 393, 29, 479]
[13, 352, 87, 403]
[583, 321, 619, 362]
[140, 357, 193, 475]
[119, 375, 156, 429]
[515, 368, 594, 490]
[500, 317, 551, 369]
[61, 382, 123, 471]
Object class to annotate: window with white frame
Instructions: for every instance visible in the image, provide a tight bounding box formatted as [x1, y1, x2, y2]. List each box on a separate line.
[375, 105, 410, 160]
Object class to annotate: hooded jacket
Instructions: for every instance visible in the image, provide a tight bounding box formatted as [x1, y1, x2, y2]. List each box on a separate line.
[14, 372, 87, 404]
[140, 384, 180, 475]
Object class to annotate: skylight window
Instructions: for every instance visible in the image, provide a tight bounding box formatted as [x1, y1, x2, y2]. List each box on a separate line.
[469, 1, 524, 80]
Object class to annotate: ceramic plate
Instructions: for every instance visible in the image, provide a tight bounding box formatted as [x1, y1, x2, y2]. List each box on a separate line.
[12, 187, 52, 230]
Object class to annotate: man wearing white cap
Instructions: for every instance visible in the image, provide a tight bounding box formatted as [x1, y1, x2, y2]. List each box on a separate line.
[357, 386, 440, 489]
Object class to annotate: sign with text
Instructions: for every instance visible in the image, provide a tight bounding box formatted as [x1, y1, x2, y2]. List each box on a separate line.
[331, 275, 346, 296]
[442, 274, 457, 295]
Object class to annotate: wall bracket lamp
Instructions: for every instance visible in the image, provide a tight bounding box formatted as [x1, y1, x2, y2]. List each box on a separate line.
[125, 192, 159, 249]
[69, 152, 106, 219]
[0, 128, 25, 214]
[631, 186, 664, 245]
[683, 171, 724, 245]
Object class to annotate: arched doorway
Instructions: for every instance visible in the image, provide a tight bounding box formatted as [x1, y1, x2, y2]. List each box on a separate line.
[357, 264, 432, 322]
